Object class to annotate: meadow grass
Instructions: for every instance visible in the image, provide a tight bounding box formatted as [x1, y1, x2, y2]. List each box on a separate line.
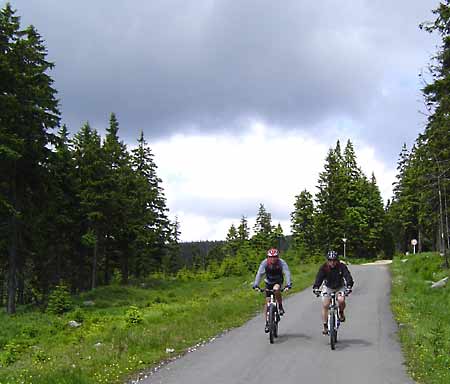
[0, 263, 318, 384]
[391, 252, 450, 384]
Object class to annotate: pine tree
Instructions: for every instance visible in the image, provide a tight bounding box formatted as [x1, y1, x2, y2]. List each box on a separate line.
[0, 4, 60, 313]
[131, 131, 171, 274]
[237, 215, 250, 242]
[252, 204, 274, 251]
[291, 190, 315, 256]
[315, 142, 347, 253]
[73, 123, 107, 290]
[102, 113, 136, 284]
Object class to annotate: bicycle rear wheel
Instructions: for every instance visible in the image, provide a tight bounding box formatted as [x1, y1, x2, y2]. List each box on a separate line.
[268, 305, 276, 344]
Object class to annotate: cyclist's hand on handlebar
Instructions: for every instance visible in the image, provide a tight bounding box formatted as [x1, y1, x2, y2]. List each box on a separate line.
[345, 287, 352, 295]
[313, 288, 321, 297]
[252, 284, 259, 291]
[283, 285, 291, 292]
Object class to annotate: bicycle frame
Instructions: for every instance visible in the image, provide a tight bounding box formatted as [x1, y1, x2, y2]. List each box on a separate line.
[322, 291, 340, 350]
[258, 288, 280, 344]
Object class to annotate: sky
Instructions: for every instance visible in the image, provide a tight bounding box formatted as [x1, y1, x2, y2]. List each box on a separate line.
[4, 0, 441, 241]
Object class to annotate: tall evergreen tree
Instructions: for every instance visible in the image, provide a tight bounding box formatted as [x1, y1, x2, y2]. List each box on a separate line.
[252, 204, 274, 251]
[72, 123, 107, 290]
[291, 190, 315, 256]
[237, 215, 250, 242]
[102, 113, 136, 284]
[131, 131, 171, 274]
[315, 142, 347, 253]
[0, 4, 60, 313]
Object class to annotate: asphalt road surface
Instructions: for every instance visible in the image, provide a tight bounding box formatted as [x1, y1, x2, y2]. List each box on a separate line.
[140, 264, 414, 384]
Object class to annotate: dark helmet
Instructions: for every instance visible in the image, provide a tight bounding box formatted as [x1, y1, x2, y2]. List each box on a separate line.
[326, 250, 338, 260]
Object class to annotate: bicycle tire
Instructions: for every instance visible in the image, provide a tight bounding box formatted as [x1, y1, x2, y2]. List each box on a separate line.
[274, 309, 279, 338]
[269, 305, 275, 344]
[329, 311, 336, 350]
[333, 313, 338, 344]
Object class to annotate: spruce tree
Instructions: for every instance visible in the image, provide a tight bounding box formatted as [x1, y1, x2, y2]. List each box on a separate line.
[291, 190, 315, 256]
[0, 4, 60, 313]
[315, 142, 347, 253]
[252, 204, 274, 252]
[131, 131, 171, 274]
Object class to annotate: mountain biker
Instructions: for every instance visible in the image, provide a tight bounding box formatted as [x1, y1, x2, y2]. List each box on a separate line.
[252, 248, 292, 333]
[312, 250, 354, 335]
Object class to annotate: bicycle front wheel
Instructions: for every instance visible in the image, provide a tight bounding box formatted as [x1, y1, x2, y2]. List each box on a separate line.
[268, 305, 276, 344]
[329, 312, 336, 350]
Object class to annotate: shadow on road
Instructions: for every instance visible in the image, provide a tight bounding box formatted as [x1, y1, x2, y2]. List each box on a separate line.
[335, 338, 372, 350]
[275, 333, 312, 344]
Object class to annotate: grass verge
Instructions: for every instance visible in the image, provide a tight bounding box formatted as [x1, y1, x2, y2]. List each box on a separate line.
[0, 263, 317, 384]
[390, 252, 450, 383]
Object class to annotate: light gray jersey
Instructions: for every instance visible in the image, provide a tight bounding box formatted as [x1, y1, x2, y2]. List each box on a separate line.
[253, 258, 291, 287]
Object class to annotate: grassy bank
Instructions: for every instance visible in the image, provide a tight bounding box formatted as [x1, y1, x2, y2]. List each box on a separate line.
[391, 253, 450, 383]
[0, 264, 317, 384]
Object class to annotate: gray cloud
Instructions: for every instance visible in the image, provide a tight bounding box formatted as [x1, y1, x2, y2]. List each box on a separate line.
[7, 0, 441, 160]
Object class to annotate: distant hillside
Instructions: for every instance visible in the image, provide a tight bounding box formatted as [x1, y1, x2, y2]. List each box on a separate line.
[179, 236, 292, 266]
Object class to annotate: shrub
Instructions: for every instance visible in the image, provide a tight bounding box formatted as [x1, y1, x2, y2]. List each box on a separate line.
[71, 307, 85, 323]
[21, 325, 39, 339]
[0, 341, 21, 366]
[47, 283, 73, 315]
[125, 306, 143, 326]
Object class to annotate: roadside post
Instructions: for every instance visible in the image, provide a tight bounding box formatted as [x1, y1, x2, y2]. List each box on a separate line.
[342, 238, 347, 259]
[411, 239, 417, 254]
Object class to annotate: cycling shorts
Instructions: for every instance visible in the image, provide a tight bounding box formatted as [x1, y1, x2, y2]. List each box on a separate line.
[265, 281, 283, 297]
[321, 285, 345, 301]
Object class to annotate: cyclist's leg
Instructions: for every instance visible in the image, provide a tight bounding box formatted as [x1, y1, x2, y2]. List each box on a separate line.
[337, 289, 346, 321]
[322, 286, 331, 333]
[264, 283, 274, 332]
[273, 283, 284, 314]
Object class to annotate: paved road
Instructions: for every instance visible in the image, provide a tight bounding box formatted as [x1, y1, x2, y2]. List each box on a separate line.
[140, 265, 414, 384]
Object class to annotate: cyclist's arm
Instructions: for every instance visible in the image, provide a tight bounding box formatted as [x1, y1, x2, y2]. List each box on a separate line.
[253, 259, 267, 287]
[341, 264, 354, 288]
[280, 259, 291, 287]
[312, 266, 326, 289]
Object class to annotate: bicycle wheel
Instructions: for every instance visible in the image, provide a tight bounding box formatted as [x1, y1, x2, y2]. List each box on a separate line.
[274, 310, 279, 338]
[333, 313, 338, 344]
[329, 311, 336, 350]
[268, 305, 275, 344]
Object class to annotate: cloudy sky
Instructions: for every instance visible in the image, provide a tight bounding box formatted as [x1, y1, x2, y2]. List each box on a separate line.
[5, 0, 440, 241]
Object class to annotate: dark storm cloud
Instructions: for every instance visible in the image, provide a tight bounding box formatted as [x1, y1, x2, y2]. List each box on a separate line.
[6, 0, 440, 158]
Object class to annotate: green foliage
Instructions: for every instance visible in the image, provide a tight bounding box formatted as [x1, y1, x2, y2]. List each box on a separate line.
[391, 253, 450, 383]
[291, 190, 315, 255]
[0, 341, 21, 366]
[46, 284, 73, 315]
[125, 305, 143, 326]
[70, 307, 85, 323]
[0, 266, 318, 383]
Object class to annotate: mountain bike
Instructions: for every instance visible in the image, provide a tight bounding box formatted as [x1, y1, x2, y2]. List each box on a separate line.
[325, 292, 340, 350]
[256, 288, 281, 344]
[316, 290, 349, 350]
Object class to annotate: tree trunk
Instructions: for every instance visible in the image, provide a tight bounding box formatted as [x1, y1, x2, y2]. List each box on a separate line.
[91, 233, 98, 290]
[7, 213, 18, 314]
[104, 245, 111, 285]
[121, 250, 129, 285]
[418, 228, 422, 253]
[0, 266, 4, 307]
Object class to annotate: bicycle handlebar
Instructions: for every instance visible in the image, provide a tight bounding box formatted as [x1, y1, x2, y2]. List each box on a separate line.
[254, 287, 290, 293]
[315, 290, 350, 298]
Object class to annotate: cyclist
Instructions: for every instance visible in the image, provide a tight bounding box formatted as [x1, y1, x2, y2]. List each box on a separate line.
[312, 250, 354, 335]
[252, 248, 292, 332]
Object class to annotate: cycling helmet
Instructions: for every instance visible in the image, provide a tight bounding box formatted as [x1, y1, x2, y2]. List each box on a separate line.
[326, 250, 338, 260]
[267, 248, 279, 257]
